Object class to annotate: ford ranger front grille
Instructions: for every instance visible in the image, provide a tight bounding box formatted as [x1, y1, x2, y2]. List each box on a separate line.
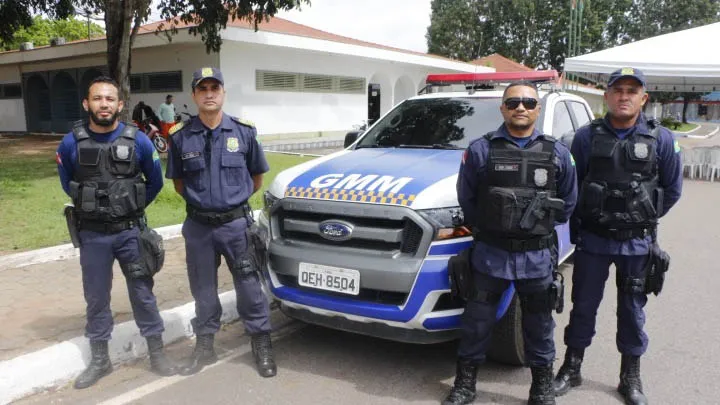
[275, 206, 426, 255]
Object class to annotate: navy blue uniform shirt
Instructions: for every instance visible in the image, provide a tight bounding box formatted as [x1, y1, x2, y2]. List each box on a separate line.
[166, 113, 269, 211]
[56, 123, 164, 204]
[457, 125, 578, 280]
[571, 113, 683, 255]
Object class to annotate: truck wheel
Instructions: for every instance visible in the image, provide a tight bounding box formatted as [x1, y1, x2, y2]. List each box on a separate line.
[487, 295, 525, 366]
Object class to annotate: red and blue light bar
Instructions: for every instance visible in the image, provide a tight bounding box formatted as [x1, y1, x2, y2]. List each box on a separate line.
[426, 70, 559, 86]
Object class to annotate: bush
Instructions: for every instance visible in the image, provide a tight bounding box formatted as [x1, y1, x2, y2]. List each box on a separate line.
[660, 116, 681, 129]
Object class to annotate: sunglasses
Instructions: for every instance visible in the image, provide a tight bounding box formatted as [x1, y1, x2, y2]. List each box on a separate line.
[503, 97, 539, 110]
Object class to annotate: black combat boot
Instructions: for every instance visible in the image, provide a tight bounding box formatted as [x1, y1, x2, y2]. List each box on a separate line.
[618, 355, 648, 405]
[179, 334, 218, 376]
[553, 347, 584, 396]
[74, 340, 113, 389]
[251, 332, 277, 378]
[441, 359, 478, 405]
[146, 335, 178, 376]
[528, 364, 556, 405]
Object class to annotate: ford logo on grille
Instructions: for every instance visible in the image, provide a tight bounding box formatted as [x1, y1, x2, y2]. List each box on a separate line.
[318, 220, 354, 242]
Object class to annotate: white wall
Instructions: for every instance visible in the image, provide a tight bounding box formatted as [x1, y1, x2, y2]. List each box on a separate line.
[219, 42, 467, 135]
[128, 44, 219, 117]
[0, 100, 26, 131]
[0, 65, 25, 131]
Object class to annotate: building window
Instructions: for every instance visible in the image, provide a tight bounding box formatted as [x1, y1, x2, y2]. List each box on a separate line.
[130, 71, 182, 93]
[257, 71, 299, 91]
[130, 75, 143, 92]
[302, 74, 333, 91]
[256, 70, 365, 94]
[0, 83, 22, 99]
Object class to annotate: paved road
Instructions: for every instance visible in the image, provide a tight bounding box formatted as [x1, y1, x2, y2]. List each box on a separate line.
[15, 179, 720, 405]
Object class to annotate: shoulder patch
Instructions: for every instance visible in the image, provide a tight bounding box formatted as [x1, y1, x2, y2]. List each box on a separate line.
[231, 116, 255, 128]
[168, 121, 184, 135]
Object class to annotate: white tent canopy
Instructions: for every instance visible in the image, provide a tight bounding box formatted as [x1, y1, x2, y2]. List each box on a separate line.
[564, 22, 720, 92]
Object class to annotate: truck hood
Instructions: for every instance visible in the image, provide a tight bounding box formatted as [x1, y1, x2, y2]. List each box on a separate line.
[272, 148, 463, 209]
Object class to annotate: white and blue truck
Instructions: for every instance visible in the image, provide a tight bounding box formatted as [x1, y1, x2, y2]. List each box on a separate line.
[256, 71, 594, 365]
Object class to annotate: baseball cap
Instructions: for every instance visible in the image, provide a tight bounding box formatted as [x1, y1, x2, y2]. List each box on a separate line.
[191, 67, 224, 89]
[607, 67, 646, 88]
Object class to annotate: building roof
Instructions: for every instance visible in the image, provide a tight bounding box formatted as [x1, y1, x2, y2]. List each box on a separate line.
[469, 53, 604, 95]
[471, 53, 534, 72]
[1, 16, 450, 62]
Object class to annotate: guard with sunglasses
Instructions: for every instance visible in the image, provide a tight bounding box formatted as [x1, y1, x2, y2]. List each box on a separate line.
[445, 82, 577, 405]
[166, 67, 276, 378]
[554, 68, 682, 405]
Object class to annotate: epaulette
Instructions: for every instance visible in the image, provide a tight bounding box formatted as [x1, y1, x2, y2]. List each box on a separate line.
[168, 121, 184, 135]
[231, 116, 255, 129]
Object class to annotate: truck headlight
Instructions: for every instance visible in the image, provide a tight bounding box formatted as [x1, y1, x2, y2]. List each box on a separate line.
[417, 207, 471, 240]
[263, 191, 279, 217]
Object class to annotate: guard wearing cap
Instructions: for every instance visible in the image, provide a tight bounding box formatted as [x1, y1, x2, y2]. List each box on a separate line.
[56, 76, 176, 389]
[553, 68, 683, 404]
[166, 67, 276, 377]
[446, 81, 577, 405]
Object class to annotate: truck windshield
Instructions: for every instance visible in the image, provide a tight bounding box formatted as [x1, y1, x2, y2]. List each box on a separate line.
[355, 97, 503, 150]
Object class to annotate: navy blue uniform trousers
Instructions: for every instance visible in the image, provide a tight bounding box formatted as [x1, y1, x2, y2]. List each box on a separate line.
[564, 250, 649, 356]
[182, 216, 271, 336]
[79, 228, 164, 341]
[458, 271, 555, 366]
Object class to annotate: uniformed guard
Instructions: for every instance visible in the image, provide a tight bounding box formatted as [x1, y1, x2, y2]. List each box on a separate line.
[166, 67, 276, 377]
[56, 76, 176, 389]
[445, 82, 578, 405]
[553, 68, 683, 405]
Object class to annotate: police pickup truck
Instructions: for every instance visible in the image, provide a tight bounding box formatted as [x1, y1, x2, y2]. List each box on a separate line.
[257, 71, 594, 365]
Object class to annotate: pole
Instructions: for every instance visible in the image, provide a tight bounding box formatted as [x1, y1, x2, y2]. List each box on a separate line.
[565, 0, 576, 90]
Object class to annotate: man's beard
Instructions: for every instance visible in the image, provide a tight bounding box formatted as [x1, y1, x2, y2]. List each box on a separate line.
[88, 109, 119, 127]
[506, 121, 533, 132]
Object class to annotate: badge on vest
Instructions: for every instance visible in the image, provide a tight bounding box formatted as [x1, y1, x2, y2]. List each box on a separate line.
[495, 164, 519, 171]
[226, 137, 240, 152]
[534, 168, 548, 186]
[116, 145, 130, 160]
[634, 143, 649, 159]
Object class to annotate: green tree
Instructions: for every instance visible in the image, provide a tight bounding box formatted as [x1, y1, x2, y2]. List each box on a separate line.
[2, 15, 104, 51]
[426, 0, 720, 71]
[0, 0, 311, 118]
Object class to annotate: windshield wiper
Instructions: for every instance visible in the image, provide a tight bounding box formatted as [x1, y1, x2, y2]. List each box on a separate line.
[355, 144, 394, 149]
[397, 144, 462, 150]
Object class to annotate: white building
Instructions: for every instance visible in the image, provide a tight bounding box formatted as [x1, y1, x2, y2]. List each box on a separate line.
[0, 17, 489, 135]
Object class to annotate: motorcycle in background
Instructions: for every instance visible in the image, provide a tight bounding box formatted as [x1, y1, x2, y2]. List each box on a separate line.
[132, 103, 195, 153]
[132, 101, 168, 153]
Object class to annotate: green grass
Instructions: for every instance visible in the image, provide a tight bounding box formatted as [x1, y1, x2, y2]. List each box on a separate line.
[0, 152, 314, 253]
[674, 122, 700, 132]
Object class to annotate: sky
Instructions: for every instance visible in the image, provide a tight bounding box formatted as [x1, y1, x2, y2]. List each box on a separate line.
[276, 0, 432, 53]
[146, 0, 433, 54]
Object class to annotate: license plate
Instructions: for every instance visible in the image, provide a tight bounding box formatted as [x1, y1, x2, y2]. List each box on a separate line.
[298, 263, 360, 296]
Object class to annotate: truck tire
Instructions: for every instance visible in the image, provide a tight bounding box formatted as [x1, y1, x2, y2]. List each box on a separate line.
[487, 295, 525, 366]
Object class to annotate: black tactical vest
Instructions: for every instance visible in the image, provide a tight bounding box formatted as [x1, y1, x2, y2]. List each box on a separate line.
[69, 123, 146, 223]
[577, 119, 661, 234]
[475, 133, 559, 247]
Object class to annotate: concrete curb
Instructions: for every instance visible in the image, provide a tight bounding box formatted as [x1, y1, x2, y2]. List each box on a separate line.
[263, 139, 344, 152]
[687, 126, 719, 139]
[0, 291, 241, 405]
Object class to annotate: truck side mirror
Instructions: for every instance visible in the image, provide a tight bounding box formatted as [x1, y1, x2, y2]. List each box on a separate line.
[344, 131, 361, 148]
